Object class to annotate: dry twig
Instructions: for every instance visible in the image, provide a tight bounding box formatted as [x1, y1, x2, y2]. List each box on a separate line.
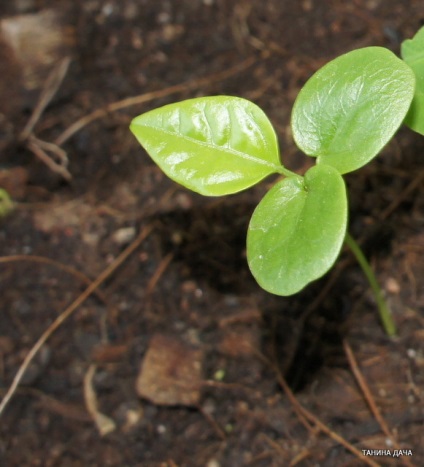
[146, 252, 174, 295]
[20, 57, 71, 141]
[197, 405, 226, 440]
[253, 348, 381, 467]
[343, 340, 416, 467]
[27, 134, 72, 181]
[273, 369, 381, 467]
[83, 364, 116, 436]
[0, 224, 153, 417]
[379, 170, 424, 222]
[0, 254, 107, 304]
[19, 57, 72, 181]
[19, 57, 71, 141]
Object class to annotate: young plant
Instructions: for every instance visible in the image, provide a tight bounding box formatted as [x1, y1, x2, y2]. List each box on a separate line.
[130, 41, 419, 336]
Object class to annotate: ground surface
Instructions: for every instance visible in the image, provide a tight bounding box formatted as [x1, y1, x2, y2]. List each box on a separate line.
[0, 1, 423, 466]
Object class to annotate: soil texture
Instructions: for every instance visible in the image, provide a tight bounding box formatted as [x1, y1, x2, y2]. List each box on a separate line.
[0, 1, 424, 466]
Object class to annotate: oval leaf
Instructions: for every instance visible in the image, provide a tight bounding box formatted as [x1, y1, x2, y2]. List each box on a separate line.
[130, 96, 281, 196]
[247, 165, 347, 296]
[291, 47, 415, 174]
[401, 26, 424, 135]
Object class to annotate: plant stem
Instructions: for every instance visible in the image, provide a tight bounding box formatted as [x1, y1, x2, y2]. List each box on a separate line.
[276, 165, 302, 179]
[344, 232, 396, 336]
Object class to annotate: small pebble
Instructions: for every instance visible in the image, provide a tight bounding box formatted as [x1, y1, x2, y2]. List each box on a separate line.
[157, 424, 167, 434]
[407, 348, 417, 359]
[111, 227, 136, 245]
[385, 277, 400, 295]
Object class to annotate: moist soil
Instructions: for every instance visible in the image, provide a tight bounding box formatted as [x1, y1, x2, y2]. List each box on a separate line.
[0, 1, 424, 466]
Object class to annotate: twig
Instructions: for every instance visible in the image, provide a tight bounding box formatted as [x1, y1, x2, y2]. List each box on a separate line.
[27, 134, 72, 181]
[11, 387, 91, 422]
[197, 405, 226, 440]
[54, 56, 257, 146]
[0, 224, 154, 418]
[288, 449, 313, 466]
[343, 340, 415, 467]
[379, 170, 424, 222]
[273, 369, 381, 467]
[344, 340, 392, 438]
[83, 364, 116, 435]
[146, 252, 174, 295]
[252, 349, 314, 434]
[254, 348, 381, 467]
[18, 57, 72, 180]
[31, 136, 69, 167]
[258, 433, 289, 460]
[20, 57, 71, 141]
[0, 254, 106, 304]
[19, 57, 72, 181]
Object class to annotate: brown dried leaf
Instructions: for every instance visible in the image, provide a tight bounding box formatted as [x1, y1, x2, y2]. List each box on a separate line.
[136, 334, 203, 406]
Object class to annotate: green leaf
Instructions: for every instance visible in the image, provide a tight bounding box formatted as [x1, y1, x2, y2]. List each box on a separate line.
[401, 26, 424, 135]
[0, 189, 13, 217]
[130, 96, 282, 196]
[247, 165, 347, 296]
[291, 47, 415, 174]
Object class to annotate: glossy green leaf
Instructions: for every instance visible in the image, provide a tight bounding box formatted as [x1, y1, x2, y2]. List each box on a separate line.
[401, 26, 424, 135]
[247, 165, 347, 296]
[130, 96, 282, 196]
[291, 47, 415, 174]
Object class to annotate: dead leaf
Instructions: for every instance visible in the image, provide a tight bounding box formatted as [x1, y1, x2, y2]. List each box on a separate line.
[136, 334, 203, 406]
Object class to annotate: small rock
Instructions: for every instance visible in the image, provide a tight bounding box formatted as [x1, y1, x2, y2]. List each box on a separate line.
[114, 401, 143, 432]
[385, 277, 400, 295]
[136, 333, 203, 406]
[111, 226, 136, 246]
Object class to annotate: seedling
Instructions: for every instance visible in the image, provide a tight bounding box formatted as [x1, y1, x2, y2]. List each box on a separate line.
[130, 33, 424, 336]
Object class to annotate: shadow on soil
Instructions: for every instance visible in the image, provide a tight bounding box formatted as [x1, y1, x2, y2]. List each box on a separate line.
[154, 202, 372, 393]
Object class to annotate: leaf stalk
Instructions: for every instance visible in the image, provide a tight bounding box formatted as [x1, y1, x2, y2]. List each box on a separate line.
[344, 232, 397, 336]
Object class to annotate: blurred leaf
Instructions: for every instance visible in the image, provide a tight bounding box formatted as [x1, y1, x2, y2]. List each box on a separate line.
[0, 189, 14, 217]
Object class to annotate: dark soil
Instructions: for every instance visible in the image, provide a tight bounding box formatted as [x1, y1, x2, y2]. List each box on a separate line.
[1, 1, 423, 466]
